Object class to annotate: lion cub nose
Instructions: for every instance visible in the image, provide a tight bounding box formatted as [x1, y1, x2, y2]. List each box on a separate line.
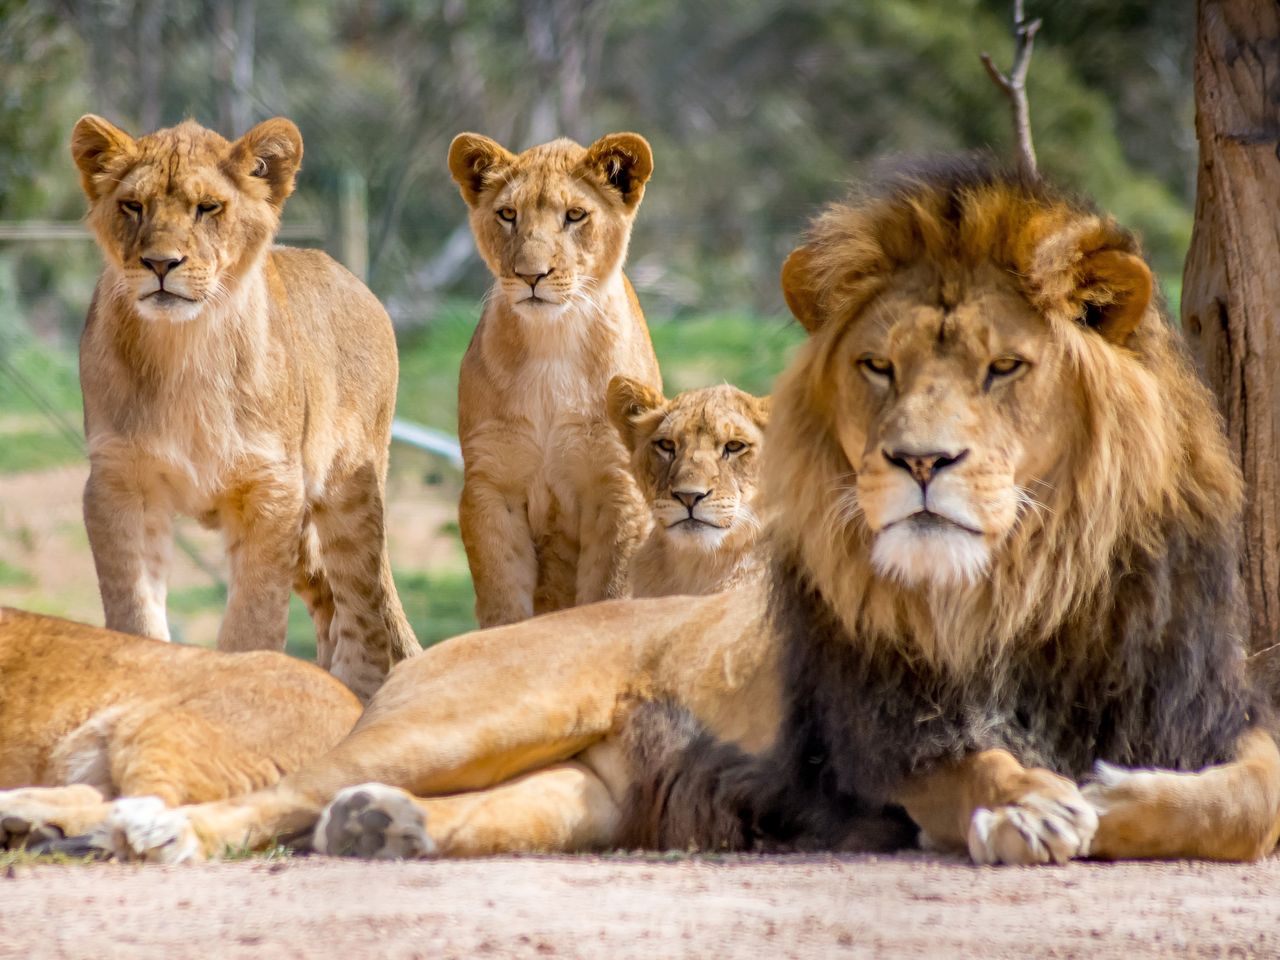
[515, 269, 552, 289]
[673, 489, 710, 510]
[883, 448, 969, 488]
[140, 255, 186, 278]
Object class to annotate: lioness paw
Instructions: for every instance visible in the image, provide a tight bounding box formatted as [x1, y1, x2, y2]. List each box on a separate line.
[968, 781, 1097, 865]
[0, 793, 67, 850]
[313, 783, 435, 860]
[90, 796, 201, 864]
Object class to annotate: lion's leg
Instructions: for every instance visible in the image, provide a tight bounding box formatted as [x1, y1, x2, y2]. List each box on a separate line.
[895, 749, 1098, 865]
[83, 464, 172, 640]
[216, 468, 305, 654]
[293, 521, 337, 669]
[575, 459, 646, 604]
[1084, 727, 1280, 862]
[314, 759, 622, 860]
[459, 476, 539, 627]
[312, 462, 420, 701]
[0, 785, 113, 848]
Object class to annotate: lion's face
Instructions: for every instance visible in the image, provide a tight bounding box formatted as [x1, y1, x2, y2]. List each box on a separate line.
[71, 115, 303, 324]
[608, 379, 769, 552]
[448, 132, 653, 321]
[830, 263, 1074, 587]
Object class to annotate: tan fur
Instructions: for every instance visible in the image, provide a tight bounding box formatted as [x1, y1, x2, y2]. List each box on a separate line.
[449, 132, 663, 627]
[54, 171, 1280, 867]
[607, 378, 769, 598]
[0, 607, 360, 847]
[72, 115, 419, 700]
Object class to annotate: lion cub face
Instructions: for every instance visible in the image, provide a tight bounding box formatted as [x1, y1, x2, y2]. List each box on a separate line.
[609, 378, 769, 551]
[448, 132, 653, 320]
[71, 115, 302, 324]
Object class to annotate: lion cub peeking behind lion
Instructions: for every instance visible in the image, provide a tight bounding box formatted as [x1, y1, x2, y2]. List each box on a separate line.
[608, 378, 770, 598]
[72, 115, 419, 701]
[449, 132, 663, 627]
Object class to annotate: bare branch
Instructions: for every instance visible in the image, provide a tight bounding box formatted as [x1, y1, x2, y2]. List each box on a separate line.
[980, 0, 1042, 178]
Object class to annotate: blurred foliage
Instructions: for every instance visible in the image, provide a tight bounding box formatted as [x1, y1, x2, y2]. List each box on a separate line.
[0, 0, 1194, 346]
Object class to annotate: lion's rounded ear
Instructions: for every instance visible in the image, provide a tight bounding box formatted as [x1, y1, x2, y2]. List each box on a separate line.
[583, 133, 653, 208]
[607, 375, 665, 450]
[781, 245, 825, 334]
[1077, 249, 1153, 345]
[751, 395, 772, 430]
[448, 133, 514, 206]
[227, 118, 303, 209]
[71, 115, 135, 202]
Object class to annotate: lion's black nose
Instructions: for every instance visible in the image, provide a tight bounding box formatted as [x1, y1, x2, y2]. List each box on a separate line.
[883, 448, 969, 488]
[140, 255, 186, 278]
[515, 269, 552, 289]
[673, 489, 710, 510]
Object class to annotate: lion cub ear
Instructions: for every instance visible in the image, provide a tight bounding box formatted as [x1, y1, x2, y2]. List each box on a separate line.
[781, 245, 826, 334]
[583, 133, 654, 209]
[448, 134, 515, 206]
[226, 118, 304, 209]
[607, 375, 666, 451]
[71, 115, 136, 202]
[1077, 249, 1154, 345]
[749, 395, 771, 430]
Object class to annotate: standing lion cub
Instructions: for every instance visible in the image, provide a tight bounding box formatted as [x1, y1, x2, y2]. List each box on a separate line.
[72, 115, 419, 700]
[449, 132, 663, 626]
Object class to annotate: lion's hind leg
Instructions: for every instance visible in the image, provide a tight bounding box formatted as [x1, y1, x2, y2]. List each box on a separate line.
[1084, 727, 1280, 862]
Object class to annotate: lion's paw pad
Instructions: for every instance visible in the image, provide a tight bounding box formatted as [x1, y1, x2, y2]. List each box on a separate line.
[0, 807, 65, 850]
[314, 783, 435, 860]
[89, 796, 200, 864]
[968, 789, 1097, 865]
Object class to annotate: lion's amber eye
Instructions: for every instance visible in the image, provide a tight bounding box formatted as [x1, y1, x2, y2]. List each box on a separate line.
[983, 358, 1024, 386]
[723, 440, 747, 456]
[655, 438, 676, 456]
[565, 207, 588, 223]
[120, 200, 143, 217]
[497, 207, 517, 223]
[859, 356, 894, 381]
[196, 201, 222, 219]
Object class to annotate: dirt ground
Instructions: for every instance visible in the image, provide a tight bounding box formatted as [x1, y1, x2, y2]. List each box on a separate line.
[2, 851, 1277, 959]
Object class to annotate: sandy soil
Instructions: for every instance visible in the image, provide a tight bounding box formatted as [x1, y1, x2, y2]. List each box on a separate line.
[2, 851, 1277, 959]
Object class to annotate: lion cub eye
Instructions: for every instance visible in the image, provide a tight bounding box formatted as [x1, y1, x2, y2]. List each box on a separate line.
[497, 207, 517, 223]
[654, 438, 676, 457]
[858, 356, 894, 383]
[984, 356, 1027, 390]
[723, 440, 747, 457]
[120, 200, 143, 217]
[565, 207, 588, 224]
[195, 201, 222, 219]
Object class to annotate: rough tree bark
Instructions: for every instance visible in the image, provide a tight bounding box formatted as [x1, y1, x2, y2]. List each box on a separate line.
[1182, 0, 1280, 688]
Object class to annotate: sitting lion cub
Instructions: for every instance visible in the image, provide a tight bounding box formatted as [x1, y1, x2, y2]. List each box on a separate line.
[448, 132, 663, 626]
[71, 115, 419, 700]
[608, 378, 770, 597]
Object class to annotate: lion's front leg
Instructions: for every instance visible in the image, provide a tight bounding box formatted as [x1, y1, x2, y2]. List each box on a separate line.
[459, 476, 539, 627]
[83, 464, 172, 640]
[575, 458, 647, 604]
[0, 785, 114, 850]
[896, 749, 1097, 865]
[1084, 727, 1280, 862]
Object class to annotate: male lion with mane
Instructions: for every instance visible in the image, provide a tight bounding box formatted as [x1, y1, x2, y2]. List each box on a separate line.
[45, 159, 1280, 866]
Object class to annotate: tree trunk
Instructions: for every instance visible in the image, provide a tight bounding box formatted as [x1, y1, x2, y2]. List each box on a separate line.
[1182, 0, 1280, 687]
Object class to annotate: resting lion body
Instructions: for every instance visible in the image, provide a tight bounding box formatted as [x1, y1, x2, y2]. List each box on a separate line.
[28, 160, 1280, 867]
[72, 115, 419, 700]
[607, 378, 770, 598]
[0, 608, 360, 849]
[450, 132, 662, 627]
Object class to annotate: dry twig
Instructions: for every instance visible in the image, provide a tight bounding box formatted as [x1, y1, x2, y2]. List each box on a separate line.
[980, 0, 1042, 178]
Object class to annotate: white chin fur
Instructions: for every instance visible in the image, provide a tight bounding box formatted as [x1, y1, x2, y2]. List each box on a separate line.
[135, 298, 206, 324]
[511, 297, 568, 319]
[668, 522, 729, 552]
[871, 523, 990, 588]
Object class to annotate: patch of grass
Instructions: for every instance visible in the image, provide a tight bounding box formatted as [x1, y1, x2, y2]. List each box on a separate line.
[219, 840, 294, 861]
[397, 567, 477, 648]
[0, 558, 34, 588]
[0, 849, 98, 868]
[0, 428, 83, 474]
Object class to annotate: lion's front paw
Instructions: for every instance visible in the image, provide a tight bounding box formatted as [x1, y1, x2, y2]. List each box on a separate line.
[0, 794, 68, 850]
[89, 796, 202, 864]
[968, 774, 1097, 865]
[313, 783, 435, 860]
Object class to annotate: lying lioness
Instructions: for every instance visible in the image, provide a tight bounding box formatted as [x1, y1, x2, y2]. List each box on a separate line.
[0, 607, 360, 849]
[14, 160, 1280, 866]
